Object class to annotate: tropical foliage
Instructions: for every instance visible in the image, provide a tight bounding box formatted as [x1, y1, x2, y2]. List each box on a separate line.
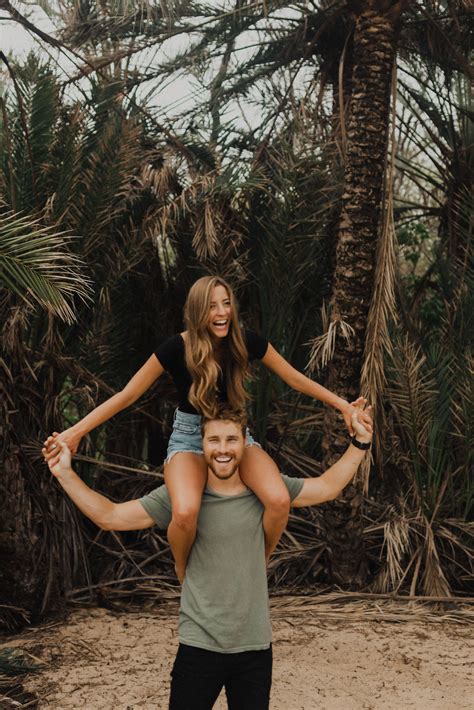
[0, 0, 472, 629]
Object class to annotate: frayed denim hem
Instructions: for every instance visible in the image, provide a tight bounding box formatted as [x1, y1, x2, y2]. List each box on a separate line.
[164, 449, 204, 465]
[164, 441, 260, 464]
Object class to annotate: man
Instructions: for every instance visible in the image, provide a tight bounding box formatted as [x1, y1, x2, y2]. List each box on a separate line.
[43, 401, 372, 709]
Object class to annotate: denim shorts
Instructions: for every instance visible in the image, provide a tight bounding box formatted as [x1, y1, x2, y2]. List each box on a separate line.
[165, 409, 260, 464]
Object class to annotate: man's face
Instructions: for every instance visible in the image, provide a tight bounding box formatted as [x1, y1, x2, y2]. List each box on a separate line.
[202, 420, 246, 480]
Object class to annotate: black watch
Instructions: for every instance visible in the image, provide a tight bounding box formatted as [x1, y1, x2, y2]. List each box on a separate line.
[350, 436, 371, 450]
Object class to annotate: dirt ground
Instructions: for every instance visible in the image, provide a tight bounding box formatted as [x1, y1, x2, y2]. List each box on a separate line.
[2, 602, 472, 709]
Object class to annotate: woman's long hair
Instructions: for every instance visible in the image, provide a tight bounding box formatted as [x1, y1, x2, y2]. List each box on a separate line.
[184, 276, 249, 418]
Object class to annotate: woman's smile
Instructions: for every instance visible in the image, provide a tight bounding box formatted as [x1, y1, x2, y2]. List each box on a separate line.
[207, 285, 232, 338]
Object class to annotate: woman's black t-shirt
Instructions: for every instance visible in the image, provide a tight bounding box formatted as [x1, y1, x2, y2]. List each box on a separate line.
[154, 330, 268, 415]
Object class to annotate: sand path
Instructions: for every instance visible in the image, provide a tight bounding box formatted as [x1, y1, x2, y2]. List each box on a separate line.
[2, 603, 472, 709]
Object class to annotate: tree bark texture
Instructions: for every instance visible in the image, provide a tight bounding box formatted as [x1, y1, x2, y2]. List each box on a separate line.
[322, 1, 405, 588]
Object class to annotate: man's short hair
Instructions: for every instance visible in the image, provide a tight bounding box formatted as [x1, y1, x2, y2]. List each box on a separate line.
[201, 405, 247, 437]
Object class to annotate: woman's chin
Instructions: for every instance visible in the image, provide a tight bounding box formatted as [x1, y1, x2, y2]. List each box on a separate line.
[209, 328, 229, 340]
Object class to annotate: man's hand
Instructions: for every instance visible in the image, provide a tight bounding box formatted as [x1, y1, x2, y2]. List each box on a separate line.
[350, 400, 373, 444]
[42, 436, 72, 478]
[340, 396, 373, 435]
[43, 426, 83, 456]
[292, 399, 374, 508]
[41, 437, 155, 532]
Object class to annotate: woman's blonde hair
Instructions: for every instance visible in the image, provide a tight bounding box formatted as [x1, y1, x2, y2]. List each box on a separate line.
[184, 275, 249, 418]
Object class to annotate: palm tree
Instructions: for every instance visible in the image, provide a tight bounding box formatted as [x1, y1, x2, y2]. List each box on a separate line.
[316, 0, 408, 587]
[0, 58, 187, 626]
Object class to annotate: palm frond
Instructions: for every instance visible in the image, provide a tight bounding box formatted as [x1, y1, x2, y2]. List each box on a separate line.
[421, 520, 452, 597]
[307, 304, 355, 373]
[0, 211, 92, 323]
[388, 337, 437, 486]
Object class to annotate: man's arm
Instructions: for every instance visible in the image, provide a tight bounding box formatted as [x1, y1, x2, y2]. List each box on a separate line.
[292, 404, 373, 507]
[43, 439, 155, 530]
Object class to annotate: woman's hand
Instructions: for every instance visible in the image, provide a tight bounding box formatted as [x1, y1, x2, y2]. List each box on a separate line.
[340, 397, 372, 435]
[350, 401, 373, 443]
[43, 427, 83, 457]
[42, 438, 73, 478]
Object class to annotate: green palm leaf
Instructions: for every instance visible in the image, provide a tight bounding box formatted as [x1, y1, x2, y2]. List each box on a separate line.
[0, 210, 92, 323]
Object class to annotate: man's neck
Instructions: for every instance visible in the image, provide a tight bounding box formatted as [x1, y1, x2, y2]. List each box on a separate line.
[206, 467, 248, 496]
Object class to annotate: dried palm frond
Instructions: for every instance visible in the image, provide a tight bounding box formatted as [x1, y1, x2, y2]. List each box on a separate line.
[0, 605, 30, 633]
[388, 338, 436, 475]
[421, 520, 452, 597]
[307, 303, 355, 373]
[368, 496, 472, 598]
[0, 649, 44, 676]
[371, 512, 414, 593]
[269, 590, 474, 624]
[0, 681, 38, 709]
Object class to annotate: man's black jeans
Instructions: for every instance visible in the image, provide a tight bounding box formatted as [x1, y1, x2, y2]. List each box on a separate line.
[169, 643, 272, 709]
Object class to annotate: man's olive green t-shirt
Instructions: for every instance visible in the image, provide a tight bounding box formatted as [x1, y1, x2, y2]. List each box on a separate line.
[140, 475, 303, 653]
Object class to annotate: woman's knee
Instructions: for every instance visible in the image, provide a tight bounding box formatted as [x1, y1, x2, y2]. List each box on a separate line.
[265, 488, 291, 516]
[171, 504, 200, 533]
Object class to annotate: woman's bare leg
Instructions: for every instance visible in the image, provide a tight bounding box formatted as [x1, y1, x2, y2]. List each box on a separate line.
[240, 446, 290, 562]
[164, 452, 207, 583]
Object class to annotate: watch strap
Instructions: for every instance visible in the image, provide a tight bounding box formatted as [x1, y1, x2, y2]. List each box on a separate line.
[350, 436, 371, 450]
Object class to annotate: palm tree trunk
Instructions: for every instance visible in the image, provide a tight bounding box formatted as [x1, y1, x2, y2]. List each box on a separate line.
[322, 0, 407, 587]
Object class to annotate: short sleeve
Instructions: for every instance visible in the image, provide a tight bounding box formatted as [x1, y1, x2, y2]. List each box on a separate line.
[154, 334, 184, 371]
[244, 330, 268, 361]
[140, 485, 172, 528]
[280, 474, 304, 502]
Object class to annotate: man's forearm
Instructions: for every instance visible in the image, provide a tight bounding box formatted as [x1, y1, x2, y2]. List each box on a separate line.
[293, 443, 367, 507]
[319, 444, 366, 498]
[54, 467, 115, 528]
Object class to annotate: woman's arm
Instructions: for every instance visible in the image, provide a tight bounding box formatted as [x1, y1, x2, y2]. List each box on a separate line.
[49, 355, 164, 453]
[261, 344, 369, 432]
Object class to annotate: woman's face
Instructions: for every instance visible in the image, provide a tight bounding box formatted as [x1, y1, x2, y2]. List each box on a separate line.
[206, 284, 232, 340]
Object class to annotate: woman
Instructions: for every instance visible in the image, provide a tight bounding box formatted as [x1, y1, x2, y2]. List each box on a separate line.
[44, 275, 366, 582]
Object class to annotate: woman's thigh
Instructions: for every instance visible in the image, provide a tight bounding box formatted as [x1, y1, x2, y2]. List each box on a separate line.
[164, 452, 207, 512]
[239, 446, 290, 507]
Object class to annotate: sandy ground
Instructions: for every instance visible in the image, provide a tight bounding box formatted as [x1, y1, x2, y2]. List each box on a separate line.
[2, 603, 472, 710]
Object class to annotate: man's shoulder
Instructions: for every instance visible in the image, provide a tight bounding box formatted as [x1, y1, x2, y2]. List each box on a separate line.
[140, 484, 171, 524]
[280, 472, 305, 501]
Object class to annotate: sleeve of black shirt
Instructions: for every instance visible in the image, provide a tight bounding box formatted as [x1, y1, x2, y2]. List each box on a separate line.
[154, 333, 183, 372]
[244, 330, 269, 361]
